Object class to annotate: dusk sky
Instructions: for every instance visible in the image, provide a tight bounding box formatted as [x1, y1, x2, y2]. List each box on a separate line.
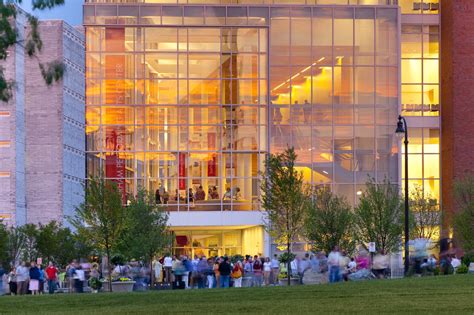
[21, 0, 83, 26]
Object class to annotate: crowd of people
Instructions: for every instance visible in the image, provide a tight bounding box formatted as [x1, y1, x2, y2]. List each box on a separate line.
[0, 248, 466, 295]
[154, 185, 243, 205]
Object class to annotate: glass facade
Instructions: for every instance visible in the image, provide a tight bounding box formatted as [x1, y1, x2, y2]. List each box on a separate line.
[85, 4, 400, 212]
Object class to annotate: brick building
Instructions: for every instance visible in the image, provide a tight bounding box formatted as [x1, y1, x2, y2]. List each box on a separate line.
[0, 10, 85, 226]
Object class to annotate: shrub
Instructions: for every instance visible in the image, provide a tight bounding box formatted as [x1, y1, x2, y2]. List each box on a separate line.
[456, 264, 469, 274]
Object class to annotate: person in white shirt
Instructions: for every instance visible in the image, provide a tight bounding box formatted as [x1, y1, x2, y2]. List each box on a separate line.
[451, 256, 461, 272]
[163, 255, 173, 283]
[270, 254, 280, 285]
[263, 257, 272, 286]
[15, 262, 29, 295]
[327, 246, 342, 283]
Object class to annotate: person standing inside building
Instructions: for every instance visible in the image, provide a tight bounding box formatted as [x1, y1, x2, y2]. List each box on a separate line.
[29, 261, 41, 295]
[15, 261, 29, 295]
[155, 189, 162, 204]
[195, 186, 205, 201]
[162, 189, 170, 205]
[218, 257, 231, 288]
[45, 261, 58, 294]
[328, 246, 342, 283]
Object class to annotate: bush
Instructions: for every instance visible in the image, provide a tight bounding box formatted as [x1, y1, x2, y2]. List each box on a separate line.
[278, 252, 296, 264]
[456, 264, 469, 274]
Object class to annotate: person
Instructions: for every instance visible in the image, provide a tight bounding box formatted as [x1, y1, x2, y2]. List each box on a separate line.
[38, 264, 45, 294]
[190, 255, 199, 288]
[253, 256, 263, 287]
[162, 189, 170, 204]
[155, 189, 161, 204]
[0, 264, 4, 296]
[74, 265, 85, 293]
[270, 254, 280, 285]
[231, 261, 243, 288]
[328, 246, 341, 283]
[213, 257, 221, 288]
[174, 189, 180, 202]
[344, 257, 357, 281]
[29, 261, 41, 295]
[195, 186, 205, 201]
[66, 261, 77, 293]
[273, 106, 282, 125]
[263, 257, 272, 286]
[7, 267, 16, 296]
[427, 254, 437, 270]
[187, 188, 194, 204]
[196, 256, 208, 289]
[163, 254, 173, 283]
[310, 254, 320, 273]
[233, 187, 242, 201]
[223, 187, 232, 201]
[206, 258, 215, 289]
[182, 256, 192, 289]
[153, 258, 163, 284]
[303, 99, 311, 124]
[372, 250, 390, 279]
[451, 255, 461, 273]
[16, 261, 29, 295]
[45, 261, 58, 294]
[298, 253, 311, 284]
[244, 257, 254, 287]
[209, 186, 219, 200]
[218, 257, 232, 288]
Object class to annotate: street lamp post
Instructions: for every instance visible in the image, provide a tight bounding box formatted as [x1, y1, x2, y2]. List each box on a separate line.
[395, 115, 410, 274]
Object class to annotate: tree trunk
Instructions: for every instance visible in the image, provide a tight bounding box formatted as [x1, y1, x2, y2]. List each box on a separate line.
[287, 240, 291, 286]
[149, 255, 154, 289]
[106, 247, 112, 292]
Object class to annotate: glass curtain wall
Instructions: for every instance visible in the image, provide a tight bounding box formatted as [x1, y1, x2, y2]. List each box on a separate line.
[269, 6, 399, 205]
[86, 24, 267, 211]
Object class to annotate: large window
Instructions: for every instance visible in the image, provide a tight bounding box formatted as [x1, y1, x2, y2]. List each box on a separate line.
[86, 25, 267, 211]
[269, 6, 399, 205]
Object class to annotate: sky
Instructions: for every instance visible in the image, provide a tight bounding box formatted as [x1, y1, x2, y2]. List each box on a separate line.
[21, 0, 83, 26]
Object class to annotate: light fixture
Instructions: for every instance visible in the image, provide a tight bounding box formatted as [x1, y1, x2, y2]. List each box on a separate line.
[395, 115, 406, 140]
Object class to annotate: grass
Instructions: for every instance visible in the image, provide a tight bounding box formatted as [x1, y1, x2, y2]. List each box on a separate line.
[0, 275, 473, 314]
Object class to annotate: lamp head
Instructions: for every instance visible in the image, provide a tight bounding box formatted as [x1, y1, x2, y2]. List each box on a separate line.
[395, 116, 405, 140]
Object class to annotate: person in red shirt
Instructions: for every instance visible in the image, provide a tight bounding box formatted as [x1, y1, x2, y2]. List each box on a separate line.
[45, 261, 59, 294]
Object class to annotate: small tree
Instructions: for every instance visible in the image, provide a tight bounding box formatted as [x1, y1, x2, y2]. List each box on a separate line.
[6, 226, 25, 266]
[409, 185, 440, 241]
[0, 222, 8, 269]
[305, 188, 355, 255]
[118, 189, 170, 285]
[453, 174, 474, 253]
[70, 177, 126, 291]
[18, 224, 38, 263]
[261, 147, 311, 285]
[36, 221, 78, 267]
[354, 178, 403, 254]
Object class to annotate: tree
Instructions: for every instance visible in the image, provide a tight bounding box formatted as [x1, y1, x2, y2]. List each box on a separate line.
[354, 178, 403, 254]
[0, 0, 64, 102]
[36, 221, 79, 267]
[0, 0, 65, 101]
[6, 226, 25, 266]
[18, 223, 38, 263]
[453, 174, 474, 253]
[118, 189, 170, 284]
[0, 221, 8, 269]
[409, 185, 440, 241]
[261, 147, 311, 285]
[69, 177, 126, 291]
[305, 188, 355, 255]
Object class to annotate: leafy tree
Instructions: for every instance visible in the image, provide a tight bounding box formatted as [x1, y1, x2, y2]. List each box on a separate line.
[305, 188, 355, 255]
[0, 221, 8, 269]
[6, 226, 25, 266]
[36, 221, 79, 267]
[0, 0, 65, 101]
[18, 223, 38, 262]
[69, 177, 126, 291]
[118, 189, 170, 284]
[409, 185, 440, 241]
[261, 147, 311, 285]
[453, 174, 474, 253]
[354, 178, 403, 254]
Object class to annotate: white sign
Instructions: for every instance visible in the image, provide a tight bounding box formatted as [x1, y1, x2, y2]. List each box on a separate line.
[368, 242, 376, 253]
[37, 257, 43, 265]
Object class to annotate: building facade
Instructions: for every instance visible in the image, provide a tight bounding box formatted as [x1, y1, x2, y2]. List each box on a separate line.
[84, 0, 402, 257]
[0, 13, 86, 226]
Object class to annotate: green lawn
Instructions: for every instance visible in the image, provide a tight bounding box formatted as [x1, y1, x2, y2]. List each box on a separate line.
[1, 275, 473, 314]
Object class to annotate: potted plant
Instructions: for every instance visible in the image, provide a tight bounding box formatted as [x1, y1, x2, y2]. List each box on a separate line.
[110, 277, 136, 292]
[277, 252, 300, 286]
[88, 277, 102, 293]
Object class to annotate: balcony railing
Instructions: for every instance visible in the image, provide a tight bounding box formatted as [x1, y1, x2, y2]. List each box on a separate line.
[85, 0, 399, 5]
